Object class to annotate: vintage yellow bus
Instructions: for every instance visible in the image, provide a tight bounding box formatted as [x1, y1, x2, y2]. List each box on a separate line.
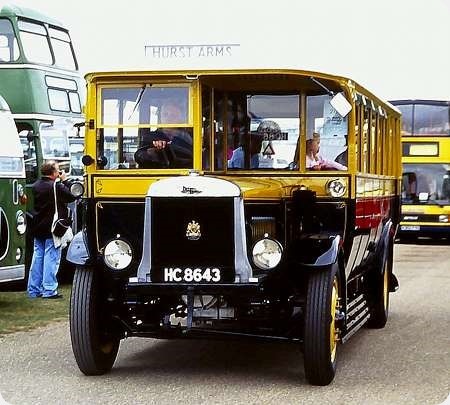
[68, 69, 401, 385]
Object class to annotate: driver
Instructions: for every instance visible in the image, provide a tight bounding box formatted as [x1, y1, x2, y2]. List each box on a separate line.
[135, 101, 192, 168]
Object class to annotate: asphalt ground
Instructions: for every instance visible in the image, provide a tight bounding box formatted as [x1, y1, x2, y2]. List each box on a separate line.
[0, 242, 449, 405]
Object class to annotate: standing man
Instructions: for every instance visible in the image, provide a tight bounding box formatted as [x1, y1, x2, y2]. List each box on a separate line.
[27, 160, 76, 299]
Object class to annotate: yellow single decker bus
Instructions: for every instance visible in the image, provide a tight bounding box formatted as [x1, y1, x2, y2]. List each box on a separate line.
[391, 99, 450, 240]
[68, 69, 401, 385]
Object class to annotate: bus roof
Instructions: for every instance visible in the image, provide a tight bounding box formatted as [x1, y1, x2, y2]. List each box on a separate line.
[390, 99, 449, 106]
[0, 4, 66, 28]
[85, 68, 401, 116]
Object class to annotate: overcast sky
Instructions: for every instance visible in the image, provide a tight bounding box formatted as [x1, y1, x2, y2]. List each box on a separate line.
[6, 0, 450, 100]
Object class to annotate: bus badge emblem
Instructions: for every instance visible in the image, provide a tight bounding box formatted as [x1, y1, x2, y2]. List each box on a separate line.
[186, 220, 201, 240]
[181, 186, 201, 194]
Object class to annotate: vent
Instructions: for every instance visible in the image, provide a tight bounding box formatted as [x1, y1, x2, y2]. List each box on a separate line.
[250, 216, 276, 242]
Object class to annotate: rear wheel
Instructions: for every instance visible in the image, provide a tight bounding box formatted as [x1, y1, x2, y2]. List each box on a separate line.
[367, 240, 393, 328]
[304, 263, 340, 386]
[70, 266, 120, 375]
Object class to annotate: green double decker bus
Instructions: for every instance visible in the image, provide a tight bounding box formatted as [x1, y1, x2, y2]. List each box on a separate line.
[0, 94, 26, 284]
[0, 4, 85, 269]
[0, 4, 84, 190]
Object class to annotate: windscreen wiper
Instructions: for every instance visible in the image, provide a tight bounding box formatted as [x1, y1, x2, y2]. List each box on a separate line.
[128, 84, 151, 121]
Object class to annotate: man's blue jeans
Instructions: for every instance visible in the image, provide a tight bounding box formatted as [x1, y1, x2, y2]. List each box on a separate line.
[27, 237, 62, 298]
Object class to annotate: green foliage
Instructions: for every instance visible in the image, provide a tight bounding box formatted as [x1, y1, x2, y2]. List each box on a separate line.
[0, 285, 71, 335]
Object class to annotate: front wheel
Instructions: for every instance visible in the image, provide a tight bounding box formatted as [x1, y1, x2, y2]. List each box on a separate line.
[303, 263, 340, 386]
[70, 266, 120, 375]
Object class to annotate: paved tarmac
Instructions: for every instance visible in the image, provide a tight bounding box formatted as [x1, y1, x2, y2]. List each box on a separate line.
[0, 243, 449, 405]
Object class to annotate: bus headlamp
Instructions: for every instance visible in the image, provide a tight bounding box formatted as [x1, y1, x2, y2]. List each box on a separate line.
[326, 179, 346, 198]
[103, 239, 133, 270]
[70, 181, 84, 198]
[16, 210, 26, 234]
[252, 236, 283, 270]
[438, 215, 449, 223]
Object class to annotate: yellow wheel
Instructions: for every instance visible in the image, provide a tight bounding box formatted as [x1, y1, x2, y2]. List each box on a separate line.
[304, 263, 340, 386]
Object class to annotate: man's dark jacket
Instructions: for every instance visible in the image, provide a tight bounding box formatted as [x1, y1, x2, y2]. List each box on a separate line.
[31, 177, 76, 239]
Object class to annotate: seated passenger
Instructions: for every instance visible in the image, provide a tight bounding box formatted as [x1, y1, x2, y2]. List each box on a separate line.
[306, 132, 347, 170]
[135, 102, 192, 168]
[228, 133, 263, 169]
[334, 135, 348, 166]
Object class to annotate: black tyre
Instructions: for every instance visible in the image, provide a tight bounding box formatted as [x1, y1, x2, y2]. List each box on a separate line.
[70, 266, 120, 375]
[367, 239, 393, 329]
[304, 263, 340, 386]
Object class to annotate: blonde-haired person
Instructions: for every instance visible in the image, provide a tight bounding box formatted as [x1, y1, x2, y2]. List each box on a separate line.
[306, 132, 347, 170]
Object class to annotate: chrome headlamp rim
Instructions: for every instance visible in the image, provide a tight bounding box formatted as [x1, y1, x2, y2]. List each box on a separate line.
[103, 238, 133, 271]
[69, 181, 84, 198]
[252, 237, 283, 270]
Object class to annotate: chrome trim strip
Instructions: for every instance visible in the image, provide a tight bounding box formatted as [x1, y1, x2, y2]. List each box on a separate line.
[0, 63, 80, 77]
[137, 196, 152, 282]
[0, 264, 25, 283]
[234, 196, 252, 282]
[13, 113, 84, 122]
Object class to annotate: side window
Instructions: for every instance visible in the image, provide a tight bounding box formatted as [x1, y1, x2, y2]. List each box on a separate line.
[355, 103, 362, 172]
[213, 91, 226, 170]
[201, 86, 212, 171]
[370, 109, 377, 174]
[306, 94, 348, 171]
[223, 94, 299, 170]
[0, 19, 20, 62]
[361, 104, 370, 173]
[19, 133, 37, 182]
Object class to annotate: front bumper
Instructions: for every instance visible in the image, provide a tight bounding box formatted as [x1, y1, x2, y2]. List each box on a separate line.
[126, 281, 263, 296]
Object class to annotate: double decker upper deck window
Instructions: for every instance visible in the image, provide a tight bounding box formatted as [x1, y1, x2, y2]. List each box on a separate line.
[0, 19, 20, 62]
[18, 20, 52, 65]
[48, 27, 76, 70]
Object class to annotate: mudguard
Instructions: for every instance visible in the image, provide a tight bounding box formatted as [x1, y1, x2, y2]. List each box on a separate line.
[376, 219, 393, 260]
[299, 235, 341, 269]
[66, 231, 89, 265]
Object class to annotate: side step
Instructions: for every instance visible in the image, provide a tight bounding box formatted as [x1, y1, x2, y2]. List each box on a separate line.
[341, 294, 370, 343]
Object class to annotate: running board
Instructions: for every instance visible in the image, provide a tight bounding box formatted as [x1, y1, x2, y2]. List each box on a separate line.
[341, 294, 371, 344]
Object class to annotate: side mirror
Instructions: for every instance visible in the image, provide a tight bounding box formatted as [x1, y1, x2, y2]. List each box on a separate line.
[330, 93, 352, 118]
[81, 155, 95, 166]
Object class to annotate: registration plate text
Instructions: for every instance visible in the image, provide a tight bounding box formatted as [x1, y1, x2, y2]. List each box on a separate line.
[400, 225, 420, 231]
[164, 267, 221, 283]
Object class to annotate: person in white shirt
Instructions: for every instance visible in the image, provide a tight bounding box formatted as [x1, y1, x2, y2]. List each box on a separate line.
[306, 132, 347, 170]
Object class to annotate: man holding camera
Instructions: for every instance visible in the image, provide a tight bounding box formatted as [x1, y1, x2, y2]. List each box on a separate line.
[27, 161, 77, 299]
